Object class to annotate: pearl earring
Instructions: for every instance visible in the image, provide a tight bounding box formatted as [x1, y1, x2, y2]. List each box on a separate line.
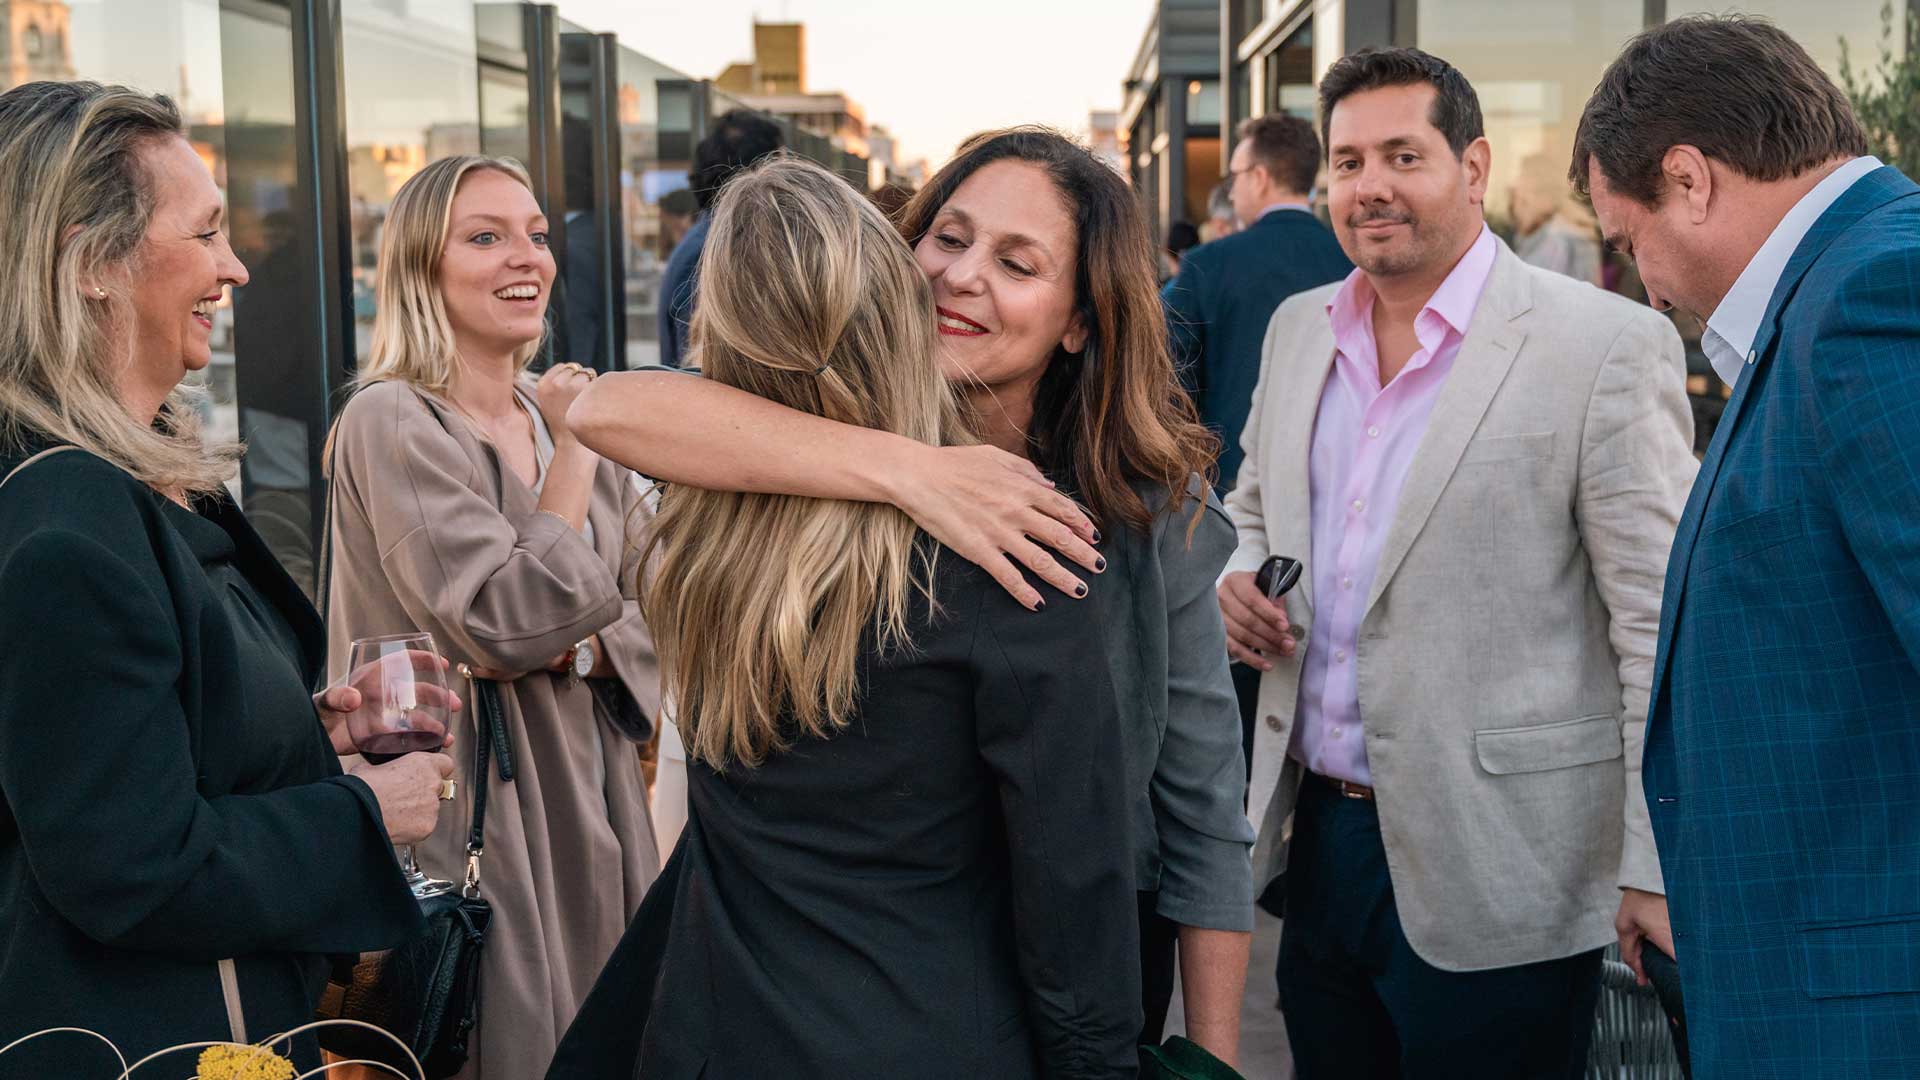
[92, 287, 106, 298]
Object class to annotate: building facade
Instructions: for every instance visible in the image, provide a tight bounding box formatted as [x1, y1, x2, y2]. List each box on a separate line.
[0, 0, 870, 597]
[1122, 0, 1225, 247]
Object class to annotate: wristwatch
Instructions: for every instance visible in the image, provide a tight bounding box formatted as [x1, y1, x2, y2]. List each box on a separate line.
[564, 637, 596, 685]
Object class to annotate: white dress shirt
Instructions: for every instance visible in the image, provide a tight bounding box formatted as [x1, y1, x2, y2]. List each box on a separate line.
[1703, 156, 1882, 385]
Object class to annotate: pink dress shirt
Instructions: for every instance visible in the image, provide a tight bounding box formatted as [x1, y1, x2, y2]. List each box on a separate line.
[1291, 226, 1497, 785]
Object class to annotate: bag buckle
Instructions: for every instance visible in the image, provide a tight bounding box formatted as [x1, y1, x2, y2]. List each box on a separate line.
[463, 852, 482, 898]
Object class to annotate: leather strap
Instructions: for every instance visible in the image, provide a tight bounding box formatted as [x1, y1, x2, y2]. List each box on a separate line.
[463, 677, 515, 897]
[0, 445, 78, 490]
[217, 957, 248, 1042]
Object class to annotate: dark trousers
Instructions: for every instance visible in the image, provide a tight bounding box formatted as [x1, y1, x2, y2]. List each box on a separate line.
[1139, 889, 1178, 1045]
[1233, 663, 1263, 784]
[1278, 778, 1602, 1079]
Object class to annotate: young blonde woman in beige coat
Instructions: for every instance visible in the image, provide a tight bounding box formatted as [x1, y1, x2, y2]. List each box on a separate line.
[323, 155, 662, 1079]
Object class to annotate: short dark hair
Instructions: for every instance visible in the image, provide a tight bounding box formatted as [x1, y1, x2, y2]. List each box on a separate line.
[1317, 48, 1484, 159]
[1235, 114, 1320, 195]
[691, 109, 784, 210]
[1571, 15, 1868, 205]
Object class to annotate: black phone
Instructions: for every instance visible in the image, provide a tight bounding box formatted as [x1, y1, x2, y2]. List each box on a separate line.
[1255, 555, 1303, 601]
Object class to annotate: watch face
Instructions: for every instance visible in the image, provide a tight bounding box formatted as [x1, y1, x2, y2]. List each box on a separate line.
[573, 643, 595, 677]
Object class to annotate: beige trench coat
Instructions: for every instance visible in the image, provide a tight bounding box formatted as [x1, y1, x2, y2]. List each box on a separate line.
[324, 378, 662, 1079]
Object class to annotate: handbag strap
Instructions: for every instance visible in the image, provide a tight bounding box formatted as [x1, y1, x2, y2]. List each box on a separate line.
[462, 676, 515, 898]
[0, 445, 78, 490]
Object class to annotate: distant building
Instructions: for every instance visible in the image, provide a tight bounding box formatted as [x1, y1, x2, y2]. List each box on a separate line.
[714, 18, 900, 183]
[1087, 109, 1125, 175]
[715, 21, 805, 96]
[1, 0, 76, 87]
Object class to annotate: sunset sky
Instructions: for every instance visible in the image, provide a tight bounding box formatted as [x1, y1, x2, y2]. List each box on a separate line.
[555, 0, 1160, 167]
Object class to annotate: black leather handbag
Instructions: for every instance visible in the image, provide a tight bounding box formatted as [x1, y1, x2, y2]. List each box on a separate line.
[315, 676, 514, 1078]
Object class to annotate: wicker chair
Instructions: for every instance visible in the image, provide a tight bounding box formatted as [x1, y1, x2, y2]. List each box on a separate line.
[1585, 945, 1685, 1079]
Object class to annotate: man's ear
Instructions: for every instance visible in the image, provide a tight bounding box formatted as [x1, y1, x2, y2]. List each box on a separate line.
[1461, 136, 1493, 207]
[1662, 145, 1714, 224]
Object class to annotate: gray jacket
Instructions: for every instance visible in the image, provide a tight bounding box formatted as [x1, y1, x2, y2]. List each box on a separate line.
[1105, 476, 1256, 932]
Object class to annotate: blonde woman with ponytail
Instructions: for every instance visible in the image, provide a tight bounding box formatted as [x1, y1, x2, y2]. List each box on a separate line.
[323, 155, 662, 1079]
[0, 81, 447, 1075]
[625, 157, 1140, 1078]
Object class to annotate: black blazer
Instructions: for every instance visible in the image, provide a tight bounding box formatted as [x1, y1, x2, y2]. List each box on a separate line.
[636, 551, 1141, 1079]
[1162, 208, 1352, 489]
[0, 445, 420, 1076]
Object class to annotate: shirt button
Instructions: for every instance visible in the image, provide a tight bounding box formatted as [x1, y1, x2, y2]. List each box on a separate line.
[1265, 715, 1283, 732]
[1341, 576, 1354, 590]
[1366, 425, 1380, 438]
[1330, 726, 1344, 738]
[1334, 650, 1347, 663]
[1351, 498, 1366, 513]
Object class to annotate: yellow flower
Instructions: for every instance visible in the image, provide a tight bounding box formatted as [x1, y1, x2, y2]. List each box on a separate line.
[196, 1043, 297, 1080]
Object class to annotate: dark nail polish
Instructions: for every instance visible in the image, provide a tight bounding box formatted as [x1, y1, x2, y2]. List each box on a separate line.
[1074, 583, 1088, 598]
[1034, 598, 1047, 611]
[1095, 556, 1107, 572]
[1092, 529, 1103, 543]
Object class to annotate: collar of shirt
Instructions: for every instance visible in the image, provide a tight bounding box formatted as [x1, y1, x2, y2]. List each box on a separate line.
[1325, 224, 1497, 384]
[1258, 201, 1314, 221]
[1702, 155, 1882, 385]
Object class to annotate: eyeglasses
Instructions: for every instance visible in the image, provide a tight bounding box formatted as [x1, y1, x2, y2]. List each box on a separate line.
[1226, 165, 1260, 187]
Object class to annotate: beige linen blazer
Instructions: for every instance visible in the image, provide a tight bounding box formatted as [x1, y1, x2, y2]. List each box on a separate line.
[1223, 239, 1697, 972]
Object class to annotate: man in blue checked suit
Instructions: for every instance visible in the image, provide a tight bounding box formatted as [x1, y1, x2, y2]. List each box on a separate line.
[1578, 16, 1920, 1077]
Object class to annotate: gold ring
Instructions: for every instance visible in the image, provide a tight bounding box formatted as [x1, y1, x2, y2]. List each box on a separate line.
[438, 779, 457, 801]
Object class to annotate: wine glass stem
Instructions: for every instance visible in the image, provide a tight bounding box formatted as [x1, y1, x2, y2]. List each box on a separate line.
[399, 845, 426, 885]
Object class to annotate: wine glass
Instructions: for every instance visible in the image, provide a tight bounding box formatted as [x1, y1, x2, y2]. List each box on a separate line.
[345, 632, 456, 899]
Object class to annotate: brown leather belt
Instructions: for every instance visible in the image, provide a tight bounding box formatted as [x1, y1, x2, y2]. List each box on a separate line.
[1308, 770, 1375, 801]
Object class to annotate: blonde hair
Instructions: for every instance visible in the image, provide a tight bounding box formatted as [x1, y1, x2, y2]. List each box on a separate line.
[354, 155, 543, 395]
[642, 156, 967, 770]
[0, 81, 236, 494]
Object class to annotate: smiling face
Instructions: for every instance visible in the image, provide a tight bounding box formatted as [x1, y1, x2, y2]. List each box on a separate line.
[121, 135, 247, 402]
[437, 167, 554, 357]
[1325, 82, 1488, 280]
[913, 160, 1087, 400]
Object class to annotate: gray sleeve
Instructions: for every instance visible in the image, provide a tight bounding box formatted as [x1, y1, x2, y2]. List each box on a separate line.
[1149, 483, 1257, 931]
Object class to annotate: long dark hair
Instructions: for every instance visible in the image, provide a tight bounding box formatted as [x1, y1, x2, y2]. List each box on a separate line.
[895, 127, 1217, 535]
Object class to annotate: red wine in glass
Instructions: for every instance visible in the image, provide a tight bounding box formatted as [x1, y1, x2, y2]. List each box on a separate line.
[344, 632, 457, 897]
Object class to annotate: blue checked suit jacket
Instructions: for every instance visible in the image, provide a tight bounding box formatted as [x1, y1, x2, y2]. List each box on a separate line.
[1646, 165, 1920, 1077]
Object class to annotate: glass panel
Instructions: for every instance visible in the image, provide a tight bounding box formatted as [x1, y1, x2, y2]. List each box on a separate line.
[480, 64, 532, 166]
[220, 2, 322, 595]
[616, 46, 699, 370]
[1266, 20, 1315, 120]
[1417, 0, 1643, 284]
[1669, 3, 1905, 80]
[339, 0, 480, 363]
[1186, 79, 1222, 128]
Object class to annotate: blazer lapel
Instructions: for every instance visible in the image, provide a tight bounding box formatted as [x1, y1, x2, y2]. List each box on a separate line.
[1272, 318, 1335, 619]
[1362, 244, 1529, 620]
[1647, 165, 1919, 711]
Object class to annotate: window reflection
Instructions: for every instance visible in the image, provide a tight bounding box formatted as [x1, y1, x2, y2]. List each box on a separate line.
[340, 0, 479, 362]
[617, 47, 700, 369]
[1417, 0, 1643, 267]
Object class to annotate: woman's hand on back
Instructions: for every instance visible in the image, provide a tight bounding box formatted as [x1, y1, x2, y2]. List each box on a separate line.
[890, 443, 1105, 611]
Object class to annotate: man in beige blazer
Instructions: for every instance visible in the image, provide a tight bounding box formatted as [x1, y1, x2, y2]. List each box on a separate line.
[1218, 49, 1697, 1075]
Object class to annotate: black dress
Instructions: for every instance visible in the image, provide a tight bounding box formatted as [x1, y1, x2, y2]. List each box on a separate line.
[0, 445, 421, 1078]
[635, 550, 1142, 1079]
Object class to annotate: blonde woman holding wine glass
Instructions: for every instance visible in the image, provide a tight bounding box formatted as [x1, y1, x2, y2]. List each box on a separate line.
[0, 80, 451, 1077]
[323, 154, 663, 1080]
